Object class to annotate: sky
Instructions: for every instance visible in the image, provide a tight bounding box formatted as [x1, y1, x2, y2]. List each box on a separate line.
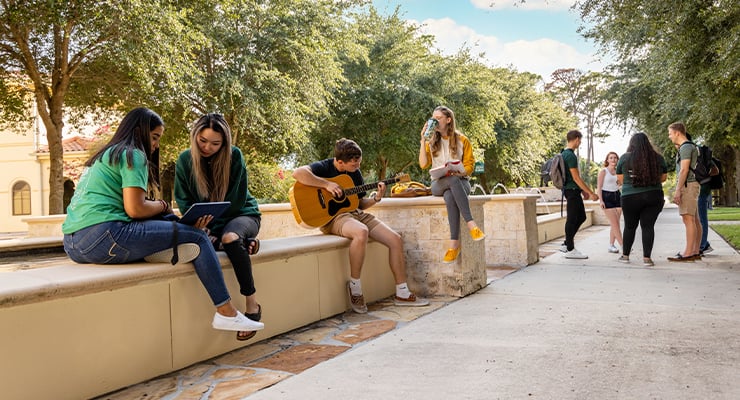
[371, 0, 627, 162]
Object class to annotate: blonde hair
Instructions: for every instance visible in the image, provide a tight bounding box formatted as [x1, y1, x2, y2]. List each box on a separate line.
[189, 113, 232, 201]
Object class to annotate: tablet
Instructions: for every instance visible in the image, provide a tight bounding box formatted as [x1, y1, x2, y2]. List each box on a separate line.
[178, 201, 231, 225]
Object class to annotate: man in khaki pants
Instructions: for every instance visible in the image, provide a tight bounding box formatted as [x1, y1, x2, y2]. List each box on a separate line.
[667, 122, 701, 261]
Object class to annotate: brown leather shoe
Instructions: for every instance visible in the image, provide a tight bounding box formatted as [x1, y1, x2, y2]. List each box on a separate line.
[347, 282, 367, 313]
[667, 253, 698, 262]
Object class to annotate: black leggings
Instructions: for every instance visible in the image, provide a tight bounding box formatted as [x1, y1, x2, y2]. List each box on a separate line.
[621, 190, 664, 258]
[213, 215, 261, 297]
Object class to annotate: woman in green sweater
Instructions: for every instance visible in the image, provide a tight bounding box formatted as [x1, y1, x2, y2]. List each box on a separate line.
[175, 113, 263, 341]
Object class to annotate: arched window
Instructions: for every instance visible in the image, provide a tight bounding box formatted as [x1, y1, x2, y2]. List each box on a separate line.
[12, 181, 31, 215]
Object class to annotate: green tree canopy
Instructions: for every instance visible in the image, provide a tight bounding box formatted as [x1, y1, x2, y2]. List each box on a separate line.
[0, 0, 203, 213]
[484, 69, 576, 189]
[575, 0, 739, 205]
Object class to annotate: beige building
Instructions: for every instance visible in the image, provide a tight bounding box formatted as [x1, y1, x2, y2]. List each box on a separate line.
[0, 120, 96, 233]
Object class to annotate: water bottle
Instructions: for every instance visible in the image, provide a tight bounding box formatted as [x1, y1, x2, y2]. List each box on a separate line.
[424, 118, 437, 140]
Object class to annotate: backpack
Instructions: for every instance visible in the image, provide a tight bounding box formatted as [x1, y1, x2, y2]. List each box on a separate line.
[694, 145, 714, 185]
[678, 142, 712, 185]
[541, 151, 567, 216]
[708, 156, 724, 189]
[542, 152, 566, 189]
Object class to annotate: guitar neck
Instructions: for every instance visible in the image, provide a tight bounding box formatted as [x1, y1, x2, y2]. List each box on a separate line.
[344, 176, 401, 196]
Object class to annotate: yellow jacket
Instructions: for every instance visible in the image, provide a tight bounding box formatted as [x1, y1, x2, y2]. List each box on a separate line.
[421, 134, 475, 177]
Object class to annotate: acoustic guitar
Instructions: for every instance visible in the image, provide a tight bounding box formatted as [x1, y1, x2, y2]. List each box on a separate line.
[289, 173, 410, 228]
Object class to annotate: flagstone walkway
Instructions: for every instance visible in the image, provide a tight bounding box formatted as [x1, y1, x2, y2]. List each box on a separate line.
[97, 266, 519, 400]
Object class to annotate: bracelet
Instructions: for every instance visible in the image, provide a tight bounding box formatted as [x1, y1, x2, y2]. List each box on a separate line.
[159, 199, 168, 213]
[374, 196, 381, 202]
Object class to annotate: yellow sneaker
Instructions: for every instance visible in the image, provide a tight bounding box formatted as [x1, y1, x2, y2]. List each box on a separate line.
[470, 227, 486, 241]
[443, 248, 460, 263]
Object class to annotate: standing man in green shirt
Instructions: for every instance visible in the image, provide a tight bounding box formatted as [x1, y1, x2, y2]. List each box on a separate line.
[667, 122, 701, 261]
[562, 130, 599, 259]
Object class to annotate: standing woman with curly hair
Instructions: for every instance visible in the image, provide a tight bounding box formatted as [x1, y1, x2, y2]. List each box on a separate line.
[615, 132, 668, 266]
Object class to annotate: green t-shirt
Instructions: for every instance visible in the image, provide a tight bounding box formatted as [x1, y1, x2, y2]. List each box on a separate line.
[616, 152, 667, 197]
[676, 141, 698, 183]
[62, 147, 149, 234]
[562, 148, 580, 190]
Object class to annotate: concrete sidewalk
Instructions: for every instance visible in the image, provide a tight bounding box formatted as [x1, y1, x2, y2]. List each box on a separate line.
[249, 205, 740, 400]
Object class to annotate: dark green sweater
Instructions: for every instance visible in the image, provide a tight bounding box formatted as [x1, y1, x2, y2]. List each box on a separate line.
[175, 146, 260, 234]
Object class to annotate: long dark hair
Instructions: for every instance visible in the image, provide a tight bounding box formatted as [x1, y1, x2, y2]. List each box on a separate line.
[189, 113, 233, 201]
[86, 107, 164, 192]
[626, 132, 662, 187]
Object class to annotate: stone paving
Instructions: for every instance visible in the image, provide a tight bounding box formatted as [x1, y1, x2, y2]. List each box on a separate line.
[96, 266, 518, 400]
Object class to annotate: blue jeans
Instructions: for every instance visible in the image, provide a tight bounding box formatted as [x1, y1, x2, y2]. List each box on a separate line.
[698, 192, 711, 250]
[63, 220, 231, 306]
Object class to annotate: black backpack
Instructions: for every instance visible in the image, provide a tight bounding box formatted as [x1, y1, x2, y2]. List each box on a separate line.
[678, 142, 711, 185]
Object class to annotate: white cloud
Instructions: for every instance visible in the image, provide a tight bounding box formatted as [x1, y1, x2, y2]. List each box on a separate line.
[470, 0, 576, 11]
[417, 17, 603, 79]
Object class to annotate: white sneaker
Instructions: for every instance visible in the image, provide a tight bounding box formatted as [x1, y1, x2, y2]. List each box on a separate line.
[608, 245, 619, 253]
[144, 243, 200, 264]
[212, 311, 265, 332]
[564, 248, 588, 259]
[559, 244, 568, 253]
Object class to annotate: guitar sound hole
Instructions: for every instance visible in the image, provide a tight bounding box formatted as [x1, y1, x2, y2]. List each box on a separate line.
[317, 190, 326, 209]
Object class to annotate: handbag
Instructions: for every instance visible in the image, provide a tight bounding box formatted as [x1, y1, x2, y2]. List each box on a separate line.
[391, 181, 432, 197]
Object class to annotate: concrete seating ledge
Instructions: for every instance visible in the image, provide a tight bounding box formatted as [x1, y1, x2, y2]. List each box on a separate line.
[0, 234, 363, 307]
[1, 194, 601, 399]
[0, 234, 397, 400]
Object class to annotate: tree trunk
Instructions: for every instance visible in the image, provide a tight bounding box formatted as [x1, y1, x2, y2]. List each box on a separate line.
[46, 120, 65, 215]
[33, 93, 66, 215]
[725, 147, 739, 207]
[714, 146, 738, 207]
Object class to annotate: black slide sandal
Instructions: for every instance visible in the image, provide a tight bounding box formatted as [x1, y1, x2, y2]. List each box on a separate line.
[245, 238, 260, 255]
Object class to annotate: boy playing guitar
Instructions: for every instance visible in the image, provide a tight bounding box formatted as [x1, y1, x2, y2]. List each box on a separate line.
[291, 138, 428, 313]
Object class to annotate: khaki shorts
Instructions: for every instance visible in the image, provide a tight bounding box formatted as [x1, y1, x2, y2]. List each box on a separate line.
[320, 210, 381, 236]
[678, 181, 700, 215]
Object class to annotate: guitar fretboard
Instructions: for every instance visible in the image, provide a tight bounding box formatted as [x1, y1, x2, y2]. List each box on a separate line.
[344, 176, 402, 196]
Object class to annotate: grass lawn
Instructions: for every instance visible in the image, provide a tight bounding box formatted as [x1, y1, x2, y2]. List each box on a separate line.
[707, 206, 740, 221]
[708, 207, 740, 250]
[711, 224, 740, 251]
